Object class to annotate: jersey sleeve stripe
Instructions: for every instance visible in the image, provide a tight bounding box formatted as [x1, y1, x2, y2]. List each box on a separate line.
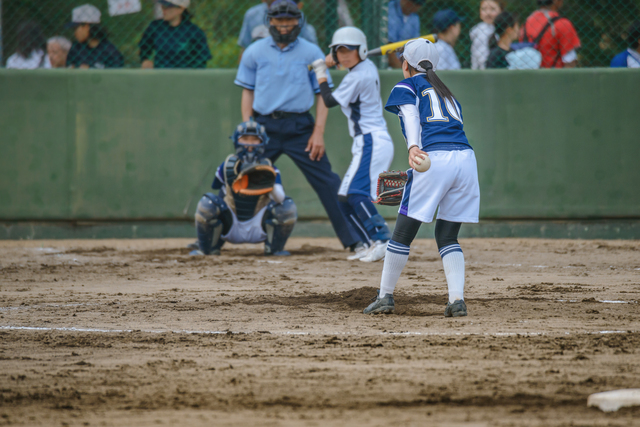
[393, 82, 416, 96]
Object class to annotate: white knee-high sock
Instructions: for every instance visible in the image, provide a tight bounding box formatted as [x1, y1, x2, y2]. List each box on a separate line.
[439, 244, 465, 303]
[379, 240, 410, 297]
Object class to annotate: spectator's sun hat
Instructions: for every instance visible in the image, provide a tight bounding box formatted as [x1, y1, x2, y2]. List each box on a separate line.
[158, 0, 191, 8]
[65, 4, 101, 28]
[402, 38, 440, 72]
[433, 9, 464, 33]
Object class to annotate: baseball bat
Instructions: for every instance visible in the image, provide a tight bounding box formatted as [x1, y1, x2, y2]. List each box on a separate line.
[367, 34, 438, 57]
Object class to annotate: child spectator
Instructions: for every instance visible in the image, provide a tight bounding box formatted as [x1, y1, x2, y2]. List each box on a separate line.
[470, 0, 504, 69]
[6, 21, 50, 69]
[66, 4, 124, 69]
[47, 37, 72, 68]
[139, 0, 212, 69]
[387, 0, 425, 68]
[610, 21, 640, 68]
[486, 12, 519, 69]
[433, 9, 463, 70]
[520, 0, 580, 68]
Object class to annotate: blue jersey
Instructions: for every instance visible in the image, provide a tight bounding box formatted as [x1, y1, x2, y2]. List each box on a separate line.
[385, 75, 471, 151]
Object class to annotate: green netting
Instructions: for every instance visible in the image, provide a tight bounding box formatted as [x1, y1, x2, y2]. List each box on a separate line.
[1, 0, 639, 69]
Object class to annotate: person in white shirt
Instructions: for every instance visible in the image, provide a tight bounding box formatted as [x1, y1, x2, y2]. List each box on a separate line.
[469, 0, 504, 70]
[46, 37, 72, 68]
[6, 21, 51, 69]
[433, 9, 463, 70]
[311, 27, 395, 263]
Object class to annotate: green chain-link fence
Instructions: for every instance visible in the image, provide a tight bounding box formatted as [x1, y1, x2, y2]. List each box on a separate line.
[1, 0, 639, 69]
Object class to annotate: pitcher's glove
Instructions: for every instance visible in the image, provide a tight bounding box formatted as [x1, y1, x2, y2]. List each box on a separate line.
[232, 164, 277, 196]
[374, 171, 408, 206]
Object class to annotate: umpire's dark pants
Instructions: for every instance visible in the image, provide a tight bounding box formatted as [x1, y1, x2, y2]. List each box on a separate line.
[255, 112, 359, 248]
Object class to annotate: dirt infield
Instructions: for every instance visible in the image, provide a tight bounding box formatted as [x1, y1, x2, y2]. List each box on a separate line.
[1, 237, 639, 426]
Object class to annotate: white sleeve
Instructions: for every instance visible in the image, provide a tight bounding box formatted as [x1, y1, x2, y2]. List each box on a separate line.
[398, 104, 421, 150]
[331, 72, 359, 107]
[562, 49, 577, 63]
[270, 184, 285, 204]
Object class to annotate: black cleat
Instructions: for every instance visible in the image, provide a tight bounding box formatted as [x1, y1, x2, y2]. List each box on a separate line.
[363, 293, 395, 315]
[444, 299, 467, 317]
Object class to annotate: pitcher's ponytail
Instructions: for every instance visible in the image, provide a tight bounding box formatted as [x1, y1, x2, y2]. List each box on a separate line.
[417, 60, 456, 105]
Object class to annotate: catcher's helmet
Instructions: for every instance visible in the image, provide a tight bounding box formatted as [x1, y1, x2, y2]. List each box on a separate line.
[231, 119, 269, 165]
[266, 0, 304, 44]
[329, 27, 368, 63]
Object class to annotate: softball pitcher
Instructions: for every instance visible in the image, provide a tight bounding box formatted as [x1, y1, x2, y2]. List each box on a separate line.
[363, 38, 480, 317]
[311, 27, 394, 263]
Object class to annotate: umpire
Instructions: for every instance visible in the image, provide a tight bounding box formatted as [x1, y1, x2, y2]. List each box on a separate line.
[234, 0, 360, 250]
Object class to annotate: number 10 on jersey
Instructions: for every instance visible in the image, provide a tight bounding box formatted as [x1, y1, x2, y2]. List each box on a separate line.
[421, 88, 463, 123]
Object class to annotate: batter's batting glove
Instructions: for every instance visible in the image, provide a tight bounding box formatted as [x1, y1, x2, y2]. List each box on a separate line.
[310, 59, 328, 81]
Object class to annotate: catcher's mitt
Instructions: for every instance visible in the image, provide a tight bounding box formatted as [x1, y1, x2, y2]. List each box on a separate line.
[374, 171, 408, 206]
[232, 164, 277, 196]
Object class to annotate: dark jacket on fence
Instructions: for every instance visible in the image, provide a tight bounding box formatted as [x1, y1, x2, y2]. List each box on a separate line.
[66, 40, 124, 69]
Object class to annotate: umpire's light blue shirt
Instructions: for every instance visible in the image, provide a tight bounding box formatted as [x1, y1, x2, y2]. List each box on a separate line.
[387, 0, 420, 43]
[237, 3, 318, 48]
[235, 36, 333, 115]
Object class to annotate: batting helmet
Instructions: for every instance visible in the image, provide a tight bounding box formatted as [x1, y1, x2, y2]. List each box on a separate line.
[329, 26, 368, 62]
[266, 0, 303, 44]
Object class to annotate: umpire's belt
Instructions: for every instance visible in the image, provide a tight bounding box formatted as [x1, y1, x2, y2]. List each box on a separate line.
[254, 110, 308, 120]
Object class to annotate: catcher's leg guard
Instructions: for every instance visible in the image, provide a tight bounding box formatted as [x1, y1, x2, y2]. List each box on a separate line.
[349, 194, 391, 242]
[338, 196, 370, 245]
[194, 193, 232, 255]
[262, 197, 297, 255]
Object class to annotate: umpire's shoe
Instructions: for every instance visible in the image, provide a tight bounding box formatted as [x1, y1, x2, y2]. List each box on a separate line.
[363, 293, 395, 315]
[444, 299, 467, 317]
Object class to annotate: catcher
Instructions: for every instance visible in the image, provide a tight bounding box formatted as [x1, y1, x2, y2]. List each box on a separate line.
[190, 119, 297, 256]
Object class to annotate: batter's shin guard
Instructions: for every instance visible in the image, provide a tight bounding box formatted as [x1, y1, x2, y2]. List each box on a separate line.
[350, 195, 391, 242]
[194, 194, 226, 255]
[263, 197, 297, 255]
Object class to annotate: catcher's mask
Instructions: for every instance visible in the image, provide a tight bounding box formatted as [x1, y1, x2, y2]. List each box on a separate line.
[266, 0, 304, 45]
[231, 118, 269, 168]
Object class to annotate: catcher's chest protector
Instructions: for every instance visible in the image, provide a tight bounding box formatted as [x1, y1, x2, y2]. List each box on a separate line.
[223, 155, 271, 219]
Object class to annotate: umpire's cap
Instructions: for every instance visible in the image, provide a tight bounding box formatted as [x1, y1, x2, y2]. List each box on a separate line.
[267, 0, 302, 19]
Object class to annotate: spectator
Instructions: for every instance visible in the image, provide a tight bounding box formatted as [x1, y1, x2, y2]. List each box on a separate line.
[470, 0, 504, 70]
[6, 21, 50, 69]
[238, 0, 318, 52]
[433, 9, 463, 70]
[610, 21, 640, 68]
[140, 0, 211, 69]
[520, 0, 580, 68]
[47, 37, 72, 68]
[486, 12, 519, 69]
[387, 0, 425, 68]
[66, 4, 124, 69]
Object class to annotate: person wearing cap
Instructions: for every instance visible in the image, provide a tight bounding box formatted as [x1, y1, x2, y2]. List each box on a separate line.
[363, 38, 479, 318]
[310, 27, 394, 263]
[65, 4, 124, 69]
[235, 0, 361, 252]
[139, 0, 211, 69]
[433, 9, 463, 70]
[611, 21, 640, 68]
[238, 0, 318, 57]
[386, 0, 425, 68]
[520, 0, 580, 68]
